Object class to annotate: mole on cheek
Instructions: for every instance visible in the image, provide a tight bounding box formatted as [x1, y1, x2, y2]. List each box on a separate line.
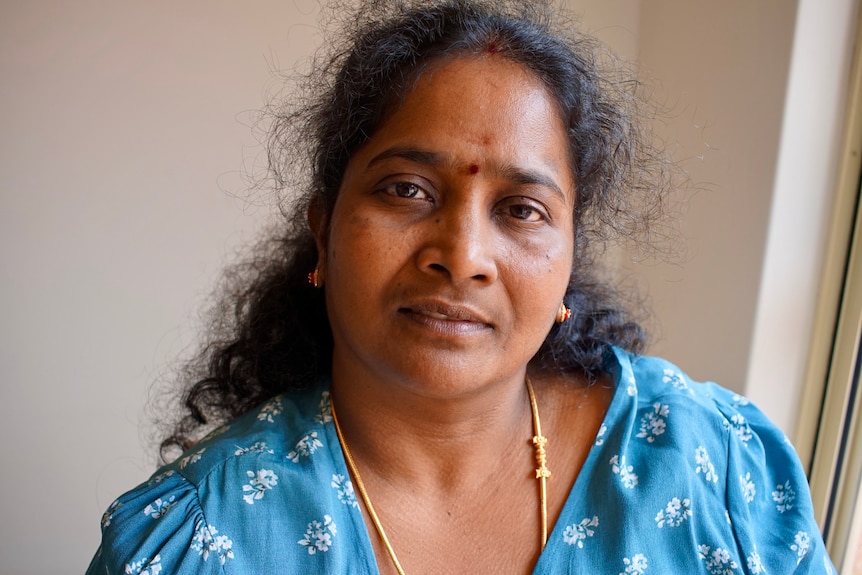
[469, 164, 480, 175]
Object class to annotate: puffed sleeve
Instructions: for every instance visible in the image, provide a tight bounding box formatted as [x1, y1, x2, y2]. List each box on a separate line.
[86, 470, 227, 575]
[709, 384, 837, 574]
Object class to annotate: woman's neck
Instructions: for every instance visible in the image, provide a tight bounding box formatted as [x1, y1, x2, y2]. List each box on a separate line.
[329, 363, 534, 493]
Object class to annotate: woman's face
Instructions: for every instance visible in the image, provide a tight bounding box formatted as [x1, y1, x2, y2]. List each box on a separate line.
[317, 55, 576, 397]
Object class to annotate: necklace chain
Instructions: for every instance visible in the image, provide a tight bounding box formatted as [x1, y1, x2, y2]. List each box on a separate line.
[526, 376, 551, 547]
[330, 377, 550, 575]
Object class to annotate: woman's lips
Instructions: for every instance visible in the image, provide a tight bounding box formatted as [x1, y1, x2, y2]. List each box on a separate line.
[398, 301, 493, 334]
[421, 310, 458, 321]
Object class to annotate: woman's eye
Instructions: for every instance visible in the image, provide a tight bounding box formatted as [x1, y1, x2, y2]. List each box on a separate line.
[507, 203, 544, 222]
[384, 182, 431, 200]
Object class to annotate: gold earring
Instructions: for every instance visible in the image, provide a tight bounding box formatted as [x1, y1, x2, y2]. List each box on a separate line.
[555, 302, 571, 323]
[307, 267, 322, 288]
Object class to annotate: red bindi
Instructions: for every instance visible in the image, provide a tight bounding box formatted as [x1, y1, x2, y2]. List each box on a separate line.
[469, 164, 480, 174]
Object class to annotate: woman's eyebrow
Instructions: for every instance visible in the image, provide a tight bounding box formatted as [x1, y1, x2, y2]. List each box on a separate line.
[366, 146, 446, 169]
[498, 164, 567, 204]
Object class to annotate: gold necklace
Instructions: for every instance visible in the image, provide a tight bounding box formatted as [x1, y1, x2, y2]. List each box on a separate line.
[330, 377, 550, 575]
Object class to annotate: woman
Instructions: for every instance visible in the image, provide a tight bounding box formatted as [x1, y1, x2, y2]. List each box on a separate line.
[87, 1, 833, 573]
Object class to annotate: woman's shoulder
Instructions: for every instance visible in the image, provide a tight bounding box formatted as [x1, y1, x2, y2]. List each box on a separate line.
[610, 347, 775, 441]
[86, 385, 353, 575]
[581, 347, 832, 573]
[606, 347, 799, 476]
[87, 464, 214, 574]
[172, 386, 334, 483]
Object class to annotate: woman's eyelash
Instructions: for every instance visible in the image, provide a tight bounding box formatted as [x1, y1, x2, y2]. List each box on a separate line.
[501, 197, 549, 222]
[508, 204, 543, 221]
[382, 182, 432, 200]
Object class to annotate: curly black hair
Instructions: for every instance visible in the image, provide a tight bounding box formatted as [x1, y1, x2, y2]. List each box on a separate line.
[159, 0, 672, 460]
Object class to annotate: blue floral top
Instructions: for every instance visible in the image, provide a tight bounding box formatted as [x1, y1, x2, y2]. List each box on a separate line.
[87, 348, 835, 574]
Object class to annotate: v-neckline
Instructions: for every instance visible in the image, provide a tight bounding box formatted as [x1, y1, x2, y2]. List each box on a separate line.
[530, 347, 632, 573]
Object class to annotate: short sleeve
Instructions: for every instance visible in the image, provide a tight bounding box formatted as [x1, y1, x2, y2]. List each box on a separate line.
[86, 470, 227, 575]
[710, 384, 837, 574]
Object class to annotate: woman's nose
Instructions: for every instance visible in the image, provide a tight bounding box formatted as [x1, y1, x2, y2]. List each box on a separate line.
[415, 202, 499, 285]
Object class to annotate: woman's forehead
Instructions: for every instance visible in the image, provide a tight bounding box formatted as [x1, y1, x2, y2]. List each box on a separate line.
[342, 55, 576, 204]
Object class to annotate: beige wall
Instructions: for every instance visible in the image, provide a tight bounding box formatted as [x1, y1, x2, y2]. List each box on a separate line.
[565, 0, 641, 61]
[571, 0, 797, 393]
[0, 1, 856, 572]
[625, 1, 797, 390]
[568, 0, 859, 436]
[0, 2, 316, 572]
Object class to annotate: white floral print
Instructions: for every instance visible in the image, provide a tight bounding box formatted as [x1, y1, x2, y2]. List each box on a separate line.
[234, 441, 274, 456]
[124, 554, 162, 575]
[698, 545, 740, 574]
[143, 496, 176, 519]
[610, 455, 638, 488]
[595, 423, 607, 446]
[191, 522, 235, 564]
[563, 516, 599, 548]
[147, 470, 175, 486]
[242, 469, 278, 504]
[288, 431, 324, 463]
[746, 549, 765, 573]
[739, 473, 756, 503]
[626, 374, 637, 396]
[731, 393, 750, 407]
[314, 391, 333, 424]
[179, 448, 206, 469]
[101, 499, 122, 528]
[298, 515, 337, 554]
[331, 474, 358, 508]
[772, 480, 796, 513]
[663, 368, 692, 394]
[257, 397, 283, 423]
[637, 403, 669, 443]
[620, 553, 648, 574]
[695, 446, 718, 483]
[791, 531, 810, 565]
[655, 497, 691, 528]
[727, 414, 752, 444]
